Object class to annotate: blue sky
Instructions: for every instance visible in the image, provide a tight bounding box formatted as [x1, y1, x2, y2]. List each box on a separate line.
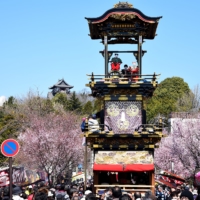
[0, 0, 200, 99]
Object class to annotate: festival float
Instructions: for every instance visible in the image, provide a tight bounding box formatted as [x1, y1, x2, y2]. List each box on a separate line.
[83, 2, 165, 194]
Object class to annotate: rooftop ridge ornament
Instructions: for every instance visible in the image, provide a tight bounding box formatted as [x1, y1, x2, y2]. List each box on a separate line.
[114, 2, 133, 8]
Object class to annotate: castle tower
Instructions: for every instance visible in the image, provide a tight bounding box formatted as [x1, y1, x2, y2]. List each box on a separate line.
[47, 79, 73, 99]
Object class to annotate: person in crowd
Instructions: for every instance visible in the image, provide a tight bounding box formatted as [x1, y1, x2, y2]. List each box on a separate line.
[80, 190, 92, 200]
[119, 194, 132, 200]
[12, 186, 24, 200]
[156, 186, 166, 200]
[192, 189, 198, 200]
[170, 191, 178, 200]
[180, 189, 194, 200]
[195, 188, 200, 200]
[81, 118, 86, 132]
[171, 189, 176, 193]
[112, 186, 122, 200]
[2, 187, 9, 200]
[55, 184, 67, 196]
[144, 191, 157, 200]
[134, 192, 142, 200]
[72, 190, 79, 198]
[68, 188, 77, 199]
[47, 190, 54, 200]
[28, 186, 38, 200]
[79, 186, 84, 193]
[72, 185, 78, 189]
[105, 188, 113, 200]
[25, 186, 32, 196]
[165, 188, 172, 200]
[176, 186, 182, 199]
[0, 188, 3, 200]
[85, 193, 97, 200]
[34, 186, 48, 200]
[71, 196, 79, 200]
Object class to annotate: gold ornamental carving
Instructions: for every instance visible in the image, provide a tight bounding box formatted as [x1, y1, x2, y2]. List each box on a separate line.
[109, 89, 138, 95]
[114, 2, 133, 8]
[86, 137, 161, 147]
[110, 14, 136, 21]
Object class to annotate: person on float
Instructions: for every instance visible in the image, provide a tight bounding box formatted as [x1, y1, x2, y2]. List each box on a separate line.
[127, 62, 139, 82]
[111, 54, 122, 71]
[88, 114, 100, 133]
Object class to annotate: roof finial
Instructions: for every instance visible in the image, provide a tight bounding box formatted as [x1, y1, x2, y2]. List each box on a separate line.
[114, 2, 133, 8]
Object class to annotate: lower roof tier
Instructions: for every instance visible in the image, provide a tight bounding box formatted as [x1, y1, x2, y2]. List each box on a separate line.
[86, 73, 159, 97]
[83, 133, 165, 150]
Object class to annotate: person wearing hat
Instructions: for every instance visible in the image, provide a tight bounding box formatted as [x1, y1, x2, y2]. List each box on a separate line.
[84, 190, 92, 196]
[47, 191, 54, 200]
[80, 190, 92, 200]
[12, 186, 24, 200]
[111, 54, 122, 71]
[27, 185, 35, 200]
[25, 185, 33, 196]
[180, 189, 194, 200]
[111, 54, 122, 64]
[193, 189, 198, 200]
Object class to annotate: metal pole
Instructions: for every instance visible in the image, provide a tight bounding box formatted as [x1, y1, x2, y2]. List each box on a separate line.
[138, 35, 142, 75]
[9, 157, 12, 200]
[84, 140, 87, 190]
[104, 36, 108, 77]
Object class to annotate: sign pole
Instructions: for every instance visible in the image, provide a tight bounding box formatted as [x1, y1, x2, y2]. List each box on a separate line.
[1, 139, 20, 198]
[9, 157, 12, 200]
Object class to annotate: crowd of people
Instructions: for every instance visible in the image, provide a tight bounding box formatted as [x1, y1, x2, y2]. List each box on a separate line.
[0, 181, 200, 200]
[155, 184, 200, 200]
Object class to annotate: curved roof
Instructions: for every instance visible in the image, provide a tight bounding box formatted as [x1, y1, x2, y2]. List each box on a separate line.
[49, 79, 74, 89]
[85, 6, 162, 40]
[85, 7, 162, 24]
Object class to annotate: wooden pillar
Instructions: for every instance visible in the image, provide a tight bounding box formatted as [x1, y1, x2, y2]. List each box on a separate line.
[138, 35, 142, 76]
[93, 171, 99, 194]
[150, 171, 155, 194]
[84, 140, 87, 190]
[104, 36, 108, 77]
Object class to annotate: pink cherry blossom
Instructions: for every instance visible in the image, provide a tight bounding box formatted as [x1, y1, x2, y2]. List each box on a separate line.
[16, 112, 84, 183]
[155, 117, 200, 178]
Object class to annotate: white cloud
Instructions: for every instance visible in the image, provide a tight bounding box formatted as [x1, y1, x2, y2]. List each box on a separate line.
[0, 96, 6, 106]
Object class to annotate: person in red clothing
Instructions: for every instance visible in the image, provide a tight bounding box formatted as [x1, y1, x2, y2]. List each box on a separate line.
[127, 63, 139, 82]
[111, 54, 122, 71]
[27, 186, 38, 200]
[27, 193, 34, 200]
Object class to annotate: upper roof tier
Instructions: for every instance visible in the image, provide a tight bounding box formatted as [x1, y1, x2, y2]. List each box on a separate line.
[85, 2, 162, 42]
[49, 79, 74, 89]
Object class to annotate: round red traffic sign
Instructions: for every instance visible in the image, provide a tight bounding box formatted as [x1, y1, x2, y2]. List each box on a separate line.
[1, 139, 20, 157]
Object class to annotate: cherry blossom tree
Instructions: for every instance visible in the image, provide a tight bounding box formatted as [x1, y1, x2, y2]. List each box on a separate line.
[16, 112, 83, 184]
[155, 117, 200, 178]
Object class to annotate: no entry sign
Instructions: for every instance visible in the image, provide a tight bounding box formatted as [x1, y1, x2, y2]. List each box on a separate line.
[1, 139, 20, 157]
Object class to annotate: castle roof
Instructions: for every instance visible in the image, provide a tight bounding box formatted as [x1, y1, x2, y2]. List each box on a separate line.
[49, 79, 74, 90]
